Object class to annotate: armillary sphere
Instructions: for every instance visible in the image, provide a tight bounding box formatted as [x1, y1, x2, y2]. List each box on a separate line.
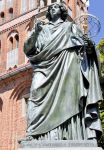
[73, 13, 101, 39]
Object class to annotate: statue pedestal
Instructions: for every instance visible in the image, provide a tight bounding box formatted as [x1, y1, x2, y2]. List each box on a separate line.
[18, 140, 103, 150]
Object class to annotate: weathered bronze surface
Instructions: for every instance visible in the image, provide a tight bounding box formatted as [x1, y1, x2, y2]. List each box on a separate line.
[23, 3, 102, 141]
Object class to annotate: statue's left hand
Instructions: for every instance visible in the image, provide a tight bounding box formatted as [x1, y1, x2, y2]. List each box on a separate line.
[82, 35, 95, 54]
[82, 35, 94, 47]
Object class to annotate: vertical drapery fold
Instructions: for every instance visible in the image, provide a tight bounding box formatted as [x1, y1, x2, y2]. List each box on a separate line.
[24, 21, 102, 140]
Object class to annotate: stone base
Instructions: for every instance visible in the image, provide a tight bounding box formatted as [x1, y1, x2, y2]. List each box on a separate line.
[18, 148, 102, 150]
[18, 140, 103, 150]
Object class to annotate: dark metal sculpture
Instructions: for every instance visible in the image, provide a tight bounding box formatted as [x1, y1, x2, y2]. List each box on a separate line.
[23, 2, 103, 141]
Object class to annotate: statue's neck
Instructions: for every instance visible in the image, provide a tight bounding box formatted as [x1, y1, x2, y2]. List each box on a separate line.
[50, 18, 63, 25]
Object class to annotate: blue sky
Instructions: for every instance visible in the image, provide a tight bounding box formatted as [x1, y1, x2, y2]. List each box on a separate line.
[89, 0, 104, 44]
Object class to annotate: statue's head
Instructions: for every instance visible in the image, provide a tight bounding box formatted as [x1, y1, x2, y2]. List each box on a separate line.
[46, 3, 68, 21]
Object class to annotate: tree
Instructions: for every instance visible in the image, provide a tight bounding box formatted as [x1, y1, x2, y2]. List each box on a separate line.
[97, 38, 104, 148]
[97, 38, 104, 77]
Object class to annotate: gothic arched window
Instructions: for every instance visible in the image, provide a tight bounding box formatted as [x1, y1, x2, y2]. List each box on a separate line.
[9, 36, 13, 50]
[29, 0, 37, 10]
[0, 11, 5, 23]
[7, 31, 19, 69]
[9, 7, 13, 19]
[14, 34, 19, 48]
[21, 0, 27, 13]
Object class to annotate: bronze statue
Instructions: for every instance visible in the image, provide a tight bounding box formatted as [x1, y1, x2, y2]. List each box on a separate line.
[24, 3, 102, 141]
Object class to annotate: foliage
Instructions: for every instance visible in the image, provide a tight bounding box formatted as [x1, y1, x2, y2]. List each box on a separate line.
[97, 38, 104, 148]
[97, 38, 104, 77]
[98, 101, 104, 149]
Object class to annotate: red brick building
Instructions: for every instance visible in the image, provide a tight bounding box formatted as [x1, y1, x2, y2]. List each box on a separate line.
[0, 0, 88, 150]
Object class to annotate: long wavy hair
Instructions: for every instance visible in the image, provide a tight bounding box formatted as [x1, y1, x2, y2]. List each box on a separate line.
[46, 3, 68, 21]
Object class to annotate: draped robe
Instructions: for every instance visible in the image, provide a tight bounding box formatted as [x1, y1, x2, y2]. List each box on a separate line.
[24, 20, 102, 140]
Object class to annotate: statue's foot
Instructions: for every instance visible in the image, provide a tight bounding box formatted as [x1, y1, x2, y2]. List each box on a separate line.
[18, 135, 34, 144]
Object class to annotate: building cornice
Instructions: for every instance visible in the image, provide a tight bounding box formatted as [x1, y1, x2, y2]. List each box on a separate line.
[0, 63, 32, 81]
[0, 7, 47, 34]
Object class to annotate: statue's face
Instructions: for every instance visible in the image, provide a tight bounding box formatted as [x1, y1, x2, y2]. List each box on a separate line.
[49, 4, 61, 19]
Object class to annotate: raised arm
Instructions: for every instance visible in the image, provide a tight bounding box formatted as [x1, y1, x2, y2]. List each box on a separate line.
[24, 20, 44, 56]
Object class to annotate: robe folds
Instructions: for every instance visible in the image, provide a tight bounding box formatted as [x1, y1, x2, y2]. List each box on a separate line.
[24, 21, 103, 140]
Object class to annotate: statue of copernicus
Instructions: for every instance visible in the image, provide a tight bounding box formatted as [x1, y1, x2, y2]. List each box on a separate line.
[24, 2, 103, 141]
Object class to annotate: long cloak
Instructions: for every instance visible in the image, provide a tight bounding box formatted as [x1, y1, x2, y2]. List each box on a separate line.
[24, 20, 102, 139]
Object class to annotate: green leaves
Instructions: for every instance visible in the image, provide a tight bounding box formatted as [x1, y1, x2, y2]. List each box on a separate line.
[97, 38, 104, 148]
[97, 38, 104, 77]
[98, 101, 104, 148]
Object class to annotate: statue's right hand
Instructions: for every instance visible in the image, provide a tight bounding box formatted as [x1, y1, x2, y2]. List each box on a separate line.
[33, 20, 44, 33]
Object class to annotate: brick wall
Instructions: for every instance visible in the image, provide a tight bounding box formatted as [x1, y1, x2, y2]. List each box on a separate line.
[0, 69, 32, 150]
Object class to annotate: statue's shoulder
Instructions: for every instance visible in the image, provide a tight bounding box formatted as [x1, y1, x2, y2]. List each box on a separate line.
[61, 21, 72, 31]
[42, 23, 50, 31]
[64, 20, 72, 25]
